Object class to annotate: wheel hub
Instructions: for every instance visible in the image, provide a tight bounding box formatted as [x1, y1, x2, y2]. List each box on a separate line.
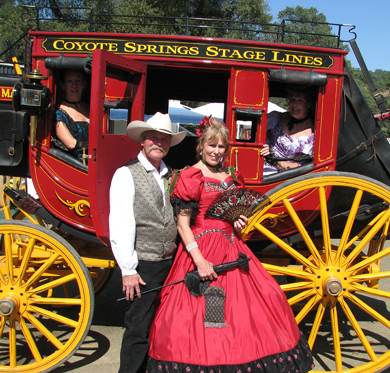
[0, 296, 17, 316]
[325, 277, 343, 296]
[0, 286, 28, 316]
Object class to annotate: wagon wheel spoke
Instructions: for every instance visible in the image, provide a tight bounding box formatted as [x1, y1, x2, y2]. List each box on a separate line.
[329, 299, 343, 372]
[348, 245, 390, 274]
[0, 316, 5, 337]
[0, 221, 94, 372]
[342, 209, 390, 270]
[349, 283, 390, 299]
[4, 233, 14, 283]
[338, 297, 377, 361]
[294, 293, 321, 324]
[254, 222, 316, 271]
[24, 310, 65, 350]
[308, 297, 329, 349]
[346, 291, 390, 329]
[319, 186, 332, 265]
[19, 316, 43, 362]
[245, 172, 390, 372]
[17, 237, 36, 285]
[335, 189, 364, 263]
[9, 318, 17, 368]
[283, 197, 322, 267]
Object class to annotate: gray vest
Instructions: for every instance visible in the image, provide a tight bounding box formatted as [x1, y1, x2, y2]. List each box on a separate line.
[127, 159, 177, 261]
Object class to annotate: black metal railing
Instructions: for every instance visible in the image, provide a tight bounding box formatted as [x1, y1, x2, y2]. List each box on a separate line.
[19, 5, 357, 48]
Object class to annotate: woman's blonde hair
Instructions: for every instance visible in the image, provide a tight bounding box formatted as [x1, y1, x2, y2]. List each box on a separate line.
[196, 117, 230, 161]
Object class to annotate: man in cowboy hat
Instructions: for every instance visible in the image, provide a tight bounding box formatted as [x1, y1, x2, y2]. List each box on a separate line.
[109, 112, 186, 373]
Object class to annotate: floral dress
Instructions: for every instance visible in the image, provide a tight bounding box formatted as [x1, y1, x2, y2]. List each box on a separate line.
[264, 111, 314, 175]
[147, 167, 314, 373]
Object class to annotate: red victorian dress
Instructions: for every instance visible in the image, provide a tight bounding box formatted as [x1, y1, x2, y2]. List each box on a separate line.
[147, 167, 314, 373]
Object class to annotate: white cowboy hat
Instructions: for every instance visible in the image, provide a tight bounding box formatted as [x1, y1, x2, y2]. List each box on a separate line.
[126, 112, 186, 146]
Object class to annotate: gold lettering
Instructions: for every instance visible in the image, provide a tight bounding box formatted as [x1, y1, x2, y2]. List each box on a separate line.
[107, 43, 118, 52]
[229, 50, 243, 59]
[64, 42, 76, 51]
[177, 46, 189, 55]
[206, 46, 219, 57]
[147, 45, 158, 53]
[243, 50, 254, 59]
[313, 57, 323, 66]
[137, 44, 148, 53]
[271, 51, 285, 62]
[303, 56, 314, 65]
[166, 46, 178, 54]
[85, 42, 97, 51]
[219, 49, 230, 58]
[52, 40, 65, 51]
[124, 42, 136, 53]
[74, 42, 86, 51]
[189, 46, 199, 55]
[1, 88, 12, 98]
[255, 51, 266, 60]
[288, 55, 302, 64]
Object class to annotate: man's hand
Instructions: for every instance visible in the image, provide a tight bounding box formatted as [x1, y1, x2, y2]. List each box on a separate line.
[122, 274, 146, 301]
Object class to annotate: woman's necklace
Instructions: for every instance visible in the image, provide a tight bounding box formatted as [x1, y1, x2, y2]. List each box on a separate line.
[64, 98, 82, 108]
[201, 159, 229, 188]
[287, 115, 309, 131]
[201, 159, 222, 172]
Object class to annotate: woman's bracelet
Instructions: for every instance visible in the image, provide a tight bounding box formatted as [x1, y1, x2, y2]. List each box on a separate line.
[186, 241, 198, 253]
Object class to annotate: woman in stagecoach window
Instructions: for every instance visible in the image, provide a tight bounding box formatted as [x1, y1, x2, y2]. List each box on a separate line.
[52, 69, 90, 163]
[261, 86, 315, 174]
[147, 116, 314, 373]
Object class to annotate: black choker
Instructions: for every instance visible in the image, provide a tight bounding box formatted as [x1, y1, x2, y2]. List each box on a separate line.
[201, 159, 222, 171]
[65, 98, 82, 106]
[287, 115, 309, 131]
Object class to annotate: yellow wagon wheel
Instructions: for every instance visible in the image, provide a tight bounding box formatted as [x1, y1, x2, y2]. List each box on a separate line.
[0, 220, 94, 372]
[3, 204, 112, 294]
[241, 171, 390, 373]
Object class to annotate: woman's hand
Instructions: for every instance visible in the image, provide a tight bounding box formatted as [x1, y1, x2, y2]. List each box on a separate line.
[234, 215, 248, 231]
[260, 144, 271, 156]
[177, 208, 217, 281]
[195, 257, 217, 281]
[190, 248, 217, 281]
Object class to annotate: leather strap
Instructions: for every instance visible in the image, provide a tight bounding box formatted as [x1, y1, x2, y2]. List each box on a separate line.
[336, 131, 386, 167]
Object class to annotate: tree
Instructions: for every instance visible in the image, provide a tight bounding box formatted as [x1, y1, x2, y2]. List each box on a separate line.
[130, 0, 273, 39]
[0, 2, 30, 63]
[277, 6, 342, 49]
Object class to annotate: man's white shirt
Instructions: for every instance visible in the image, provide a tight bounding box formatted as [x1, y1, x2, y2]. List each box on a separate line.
[109, 151, 170, 276]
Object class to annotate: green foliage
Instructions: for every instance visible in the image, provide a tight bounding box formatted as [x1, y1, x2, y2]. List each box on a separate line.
[0, 3, 30, 63]
[277, 6, 343, 49]
[346, 61, 390, 134]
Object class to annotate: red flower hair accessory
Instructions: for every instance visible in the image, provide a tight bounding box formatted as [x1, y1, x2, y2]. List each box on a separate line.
[196, 115, 212, 137]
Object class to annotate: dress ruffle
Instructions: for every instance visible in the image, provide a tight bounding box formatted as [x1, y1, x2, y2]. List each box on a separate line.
[147, 332, 314, 373]
[172, 196, 199, 219]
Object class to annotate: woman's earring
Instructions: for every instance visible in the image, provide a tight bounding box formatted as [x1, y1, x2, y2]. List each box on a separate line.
[200, 151, 203, 156]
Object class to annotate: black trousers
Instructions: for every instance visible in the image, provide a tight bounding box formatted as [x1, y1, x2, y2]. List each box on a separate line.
[119, 259, 173, 373]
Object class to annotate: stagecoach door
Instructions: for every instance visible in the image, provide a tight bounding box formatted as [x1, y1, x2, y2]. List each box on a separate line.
[88, 49, 147, 245]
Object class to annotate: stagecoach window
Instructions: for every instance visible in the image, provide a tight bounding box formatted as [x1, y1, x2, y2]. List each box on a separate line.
[235, 113, 259, 143]
[109, 108, 129, 135]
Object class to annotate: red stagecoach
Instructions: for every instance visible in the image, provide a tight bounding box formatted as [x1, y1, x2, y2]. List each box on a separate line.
[1, 12, 390, 373]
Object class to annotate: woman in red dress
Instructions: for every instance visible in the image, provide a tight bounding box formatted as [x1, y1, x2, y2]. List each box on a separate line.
[147, 117, 314, 373]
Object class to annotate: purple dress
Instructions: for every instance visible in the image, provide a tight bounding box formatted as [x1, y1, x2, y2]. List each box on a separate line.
[264, 111, 314, 175]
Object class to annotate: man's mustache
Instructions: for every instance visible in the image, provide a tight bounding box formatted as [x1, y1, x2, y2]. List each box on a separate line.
[148, 145, 166, 153]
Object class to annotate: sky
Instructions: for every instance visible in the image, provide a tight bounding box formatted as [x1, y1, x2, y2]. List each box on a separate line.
[268, 0, 389, 71]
